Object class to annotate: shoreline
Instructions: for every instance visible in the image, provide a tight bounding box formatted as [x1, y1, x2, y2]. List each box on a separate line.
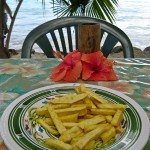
[10, 47, 150, 58]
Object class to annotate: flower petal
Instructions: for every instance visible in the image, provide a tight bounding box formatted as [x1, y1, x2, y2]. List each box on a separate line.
[64, 61, 82, 82]
[81, 51, 104, 65]
[50, 50, 82, 82]
[50, 68, 67, 81]
[51, 61, 69, 74]
[82, 63, 94, 80]
[81, 51, 118, 81]
[87, 70, 118, 81]
[64, 50, 81, 65]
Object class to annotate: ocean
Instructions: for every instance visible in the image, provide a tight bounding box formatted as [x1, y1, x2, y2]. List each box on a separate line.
[6, 0, 150, 51]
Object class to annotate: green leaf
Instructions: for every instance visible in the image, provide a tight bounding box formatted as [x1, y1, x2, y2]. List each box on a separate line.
[50, 0, 119, 23]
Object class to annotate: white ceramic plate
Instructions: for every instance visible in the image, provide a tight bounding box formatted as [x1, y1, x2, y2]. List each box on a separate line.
[0, 83, 150, 150]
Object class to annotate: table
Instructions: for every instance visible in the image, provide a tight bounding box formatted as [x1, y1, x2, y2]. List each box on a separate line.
[0, 58, 150, 150]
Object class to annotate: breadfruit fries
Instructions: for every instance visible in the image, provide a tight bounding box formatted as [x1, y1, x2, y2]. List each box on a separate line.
[35, 84, 126, 150]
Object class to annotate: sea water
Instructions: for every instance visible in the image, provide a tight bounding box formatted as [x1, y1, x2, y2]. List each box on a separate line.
[6, 0, 150, 51]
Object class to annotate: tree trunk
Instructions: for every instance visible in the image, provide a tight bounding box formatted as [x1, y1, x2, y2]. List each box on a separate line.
[0, 0, 4, 48]
[78, 23, 100, 53]
[0, 0, 10, 58]
[5, 0, 23, 49]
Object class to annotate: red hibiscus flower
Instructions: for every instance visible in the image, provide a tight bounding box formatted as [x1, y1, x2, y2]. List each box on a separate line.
[81, 51, 118, 81]
[50, 50, 82, 82]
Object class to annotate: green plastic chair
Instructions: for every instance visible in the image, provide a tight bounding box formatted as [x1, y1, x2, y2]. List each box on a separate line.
[21, 16, 134, 58]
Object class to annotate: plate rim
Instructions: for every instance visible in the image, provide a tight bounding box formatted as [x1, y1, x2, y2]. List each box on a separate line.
[0, 83, 150, 150]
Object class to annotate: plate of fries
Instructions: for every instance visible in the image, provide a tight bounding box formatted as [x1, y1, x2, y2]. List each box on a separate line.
[0, 83, 150, 150]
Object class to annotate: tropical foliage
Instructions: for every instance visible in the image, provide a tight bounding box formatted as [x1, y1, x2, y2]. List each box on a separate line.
[50, 0, 119, 23]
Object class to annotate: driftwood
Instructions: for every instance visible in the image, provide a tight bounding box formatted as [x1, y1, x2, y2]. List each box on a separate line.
[78, 23, 100, 53]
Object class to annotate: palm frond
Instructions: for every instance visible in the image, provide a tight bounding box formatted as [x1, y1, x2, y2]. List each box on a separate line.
[51, 0, 119, 23]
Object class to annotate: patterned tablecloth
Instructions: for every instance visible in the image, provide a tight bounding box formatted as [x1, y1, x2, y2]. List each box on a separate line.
[0, 58, 150, 150]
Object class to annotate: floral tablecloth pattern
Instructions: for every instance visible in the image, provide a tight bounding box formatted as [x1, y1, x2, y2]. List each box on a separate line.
[0, 58, 150, 150]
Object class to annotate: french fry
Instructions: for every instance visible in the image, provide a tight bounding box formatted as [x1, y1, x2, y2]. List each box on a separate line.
[49, 93, 87, 104]
[73, 100, 84, 104]
[43, 103, 50, 108]
[78, 84, 91, 94]
[59, 126, 83, 143]
[52, 103, 71, 109]
[61, 126, 81, 136]
[92, 99, 102, 107]
[55, 106, 87, 117]
[115, 125, 122, 133]
[71, 137, 83, 145]
[60, 113, 78, 123]
[63, 123, 79, 129]
[78, 115, 106, 129]
[74, 125, 108, 149]
[37, 119, 59, 135]
[36, 107, 48, 116]
[111, 110, 123, 126]
[79, 84, 89, 93]
[78, 131, 85, 137]
[84, 123, 108, 133]
[77, 118, 86, 123]
[44, 118, 54, 126]
[101, 127, 116, 143]
[74, 87, 81, 94]
[44, 113, 78, 126]
[105, 115, 113, 123]
[84, 97, 96, 109]
[86, 90, 108, 104]
[35, 106, 51, 117]
[97, 103, 126, 111]
[45, 138, 72, 150]
[71, 103, 91, 109]
[87, 109, 92, 115]
[91, 108, 116, 115]
[84, 114, 94, 119]
[47, 104, 66, 135]
[34, 84, 126, 150]
[84, 140, 95, 150]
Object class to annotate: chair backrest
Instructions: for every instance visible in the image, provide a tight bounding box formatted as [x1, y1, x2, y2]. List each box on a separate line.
[21, 16, 134, 58]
